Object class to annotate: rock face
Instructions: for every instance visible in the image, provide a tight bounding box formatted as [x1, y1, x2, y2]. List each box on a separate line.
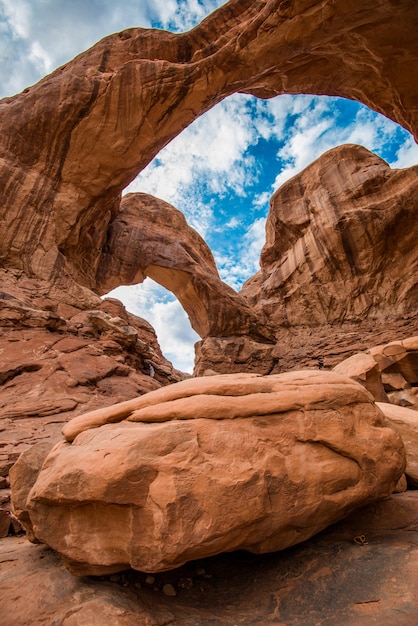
[0, 272, 183, 478]
[195, 145, 418, 375]
[0, 0, 417, 384]
[0, 0, 417, 308]
[235, 145, 418, 374]
[333, 336, 418, 406]
[377, 403, 418, 488]
[11, 371, 405, 575]
[97, 193, 273, 341]
[243, 145, 418, 327]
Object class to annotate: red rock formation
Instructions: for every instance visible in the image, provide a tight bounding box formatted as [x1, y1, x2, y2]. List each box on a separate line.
[243, 145, 418, 328]
[377, 402, 418, 488]
[1, 0, 417, 304]
[11, 371, 404, 575]
[233, 145, 418, 374]
[0, 273, 183, 477]
[97, 193, 273, 340]
[0, 0, 416, 485]
[334, 336, 418, 405]
[0, 3, 417, 620]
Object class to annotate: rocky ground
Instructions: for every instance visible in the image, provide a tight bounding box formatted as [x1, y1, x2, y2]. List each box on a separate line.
[2, 492, 418, 625]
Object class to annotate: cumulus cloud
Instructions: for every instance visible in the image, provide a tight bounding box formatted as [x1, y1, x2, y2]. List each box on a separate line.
[107, 280, 199, 373]
[255, 96, 417, 191]
[391, 136, 418, 168]
[125, 94, 260, 237]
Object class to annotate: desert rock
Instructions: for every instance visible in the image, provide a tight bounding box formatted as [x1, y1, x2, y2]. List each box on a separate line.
[97, 193, 273, 341]
[1, 1, 417, 299]
[12, 371, 405, 575]
[241, 145, 418, 370]
[0, 0, 417, 383]
[333, 336, 418, 404]
[0, 277, 183, 476]
[377, 402, 418, 488]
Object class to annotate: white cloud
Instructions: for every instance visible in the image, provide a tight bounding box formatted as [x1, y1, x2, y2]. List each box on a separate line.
[28, 40, 53, 74]
[125, 94, 260, 237]
[225, 217, 239, 228]
[391, 136, 418, 168]
[265, 97, 418, 192]
[155, 0, 225, 32]
[2, 0, 31, 38]
[106, 280, 199, 373]
[216, 217, 266, 290]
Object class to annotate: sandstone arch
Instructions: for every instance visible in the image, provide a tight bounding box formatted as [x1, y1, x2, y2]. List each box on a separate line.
[97, 193, 273, 340]
[0, 0, 417, 318]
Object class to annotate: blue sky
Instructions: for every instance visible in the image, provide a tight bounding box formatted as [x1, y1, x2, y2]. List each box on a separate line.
[1, 0, 418, 371]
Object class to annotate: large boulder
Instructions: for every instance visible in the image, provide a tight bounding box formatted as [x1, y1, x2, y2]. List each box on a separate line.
[11, 371, 405, 576]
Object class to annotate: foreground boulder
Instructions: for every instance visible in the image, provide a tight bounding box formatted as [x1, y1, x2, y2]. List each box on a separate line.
[11, 371, 405, 575]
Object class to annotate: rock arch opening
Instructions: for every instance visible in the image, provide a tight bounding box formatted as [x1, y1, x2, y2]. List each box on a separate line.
[105, 93, 417, 371]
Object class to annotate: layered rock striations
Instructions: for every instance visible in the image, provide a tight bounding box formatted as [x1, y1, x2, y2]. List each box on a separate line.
[1, 0, 417, 303]
[0, 275, 183, 478]
[11, 371, 405, 575]
[234, 145, 418, 373]
[243, 145, 418, 328]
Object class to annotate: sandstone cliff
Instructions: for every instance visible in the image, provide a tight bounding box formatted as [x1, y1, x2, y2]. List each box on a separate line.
[1, 0, 417, 305]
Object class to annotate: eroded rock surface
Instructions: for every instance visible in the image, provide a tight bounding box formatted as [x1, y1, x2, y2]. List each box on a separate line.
[0, 0, 417, 381]
[243, 146, 418, 327]
[377, 403, 418, 488]
[11, 371, 405, 575]
[0, 273, 183, 477]
[333, 336, 418, 406]
[1, 0, 418, 313]
[3, 492, 418, 625]
[97, 193, 273, 341]
[237, 145, 418, 372]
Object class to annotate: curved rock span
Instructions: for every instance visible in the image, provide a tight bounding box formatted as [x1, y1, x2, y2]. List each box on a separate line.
[97, 193, 273, 341]
[1, 0, 417, 304]
[11, 371, 405, 575]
